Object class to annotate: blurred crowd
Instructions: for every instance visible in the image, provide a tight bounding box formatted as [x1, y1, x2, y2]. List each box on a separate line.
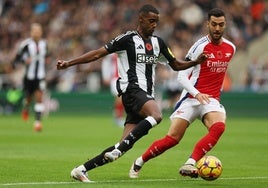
[0, 0, 268, 94]
[242, 57, 268, 92]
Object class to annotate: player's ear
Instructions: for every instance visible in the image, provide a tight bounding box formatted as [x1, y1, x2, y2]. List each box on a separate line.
[138, 12, 146, 23]
[206, 20, 209, 28]
[138, 15, 143, 23]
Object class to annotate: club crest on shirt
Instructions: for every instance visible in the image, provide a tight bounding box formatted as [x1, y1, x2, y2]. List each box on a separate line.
[225, 53, 232, 57]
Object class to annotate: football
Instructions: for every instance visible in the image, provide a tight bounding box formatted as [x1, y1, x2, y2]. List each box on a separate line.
[196, 155, 222, 181]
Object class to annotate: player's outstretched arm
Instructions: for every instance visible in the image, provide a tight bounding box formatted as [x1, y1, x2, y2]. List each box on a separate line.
[170, 52, 207, 71]
[57, 47, 109, 70]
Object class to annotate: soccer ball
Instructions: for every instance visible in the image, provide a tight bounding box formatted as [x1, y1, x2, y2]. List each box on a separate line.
[196, 155, 222, 181]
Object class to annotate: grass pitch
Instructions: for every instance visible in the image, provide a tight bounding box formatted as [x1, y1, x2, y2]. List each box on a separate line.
[0, 113, 267, 188]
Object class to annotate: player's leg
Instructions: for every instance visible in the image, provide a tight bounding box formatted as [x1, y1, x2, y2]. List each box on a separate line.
[129, 118, 189, 178]
[71, 145, 116, 183]
[84, 123, 135, 169]
[33, 89, 45, 131]
[185, 112, 226, 165]
[179, 103, 226, 178]
[21, 95, 31, 121]
[21, 79, 32, 121]
[105, 87, 162, 161]
[33, 79, 46, 131]
[105, 99, 161, 162]
[71, 124, 136, 182]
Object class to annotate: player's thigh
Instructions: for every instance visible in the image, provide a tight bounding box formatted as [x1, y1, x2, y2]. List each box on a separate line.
[167, 118, 189, 141]
[170, 98, 200, 123]
[23, 79, 34, 97]
[122, 86, 154, 115]
[201, 99, 226, 128]
[203, 112, 226, 128]
[140, 99, 162, 117]
[34, 89, 43, 101]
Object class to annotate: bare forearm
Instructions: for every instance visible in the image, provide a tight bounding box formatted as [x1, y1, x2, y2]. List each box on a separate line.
[179, 60, 197, 70]
[67, 50, 104, 66]
[170, 52, 207, 71]
[170, 60, 197, 71]
[57, 47, 109, 70]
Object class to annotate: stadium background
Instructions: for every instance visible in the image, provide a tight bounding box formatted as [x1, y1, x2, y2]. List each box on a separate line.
[0, 1, 268, 186]
[0, 0, 268, 117]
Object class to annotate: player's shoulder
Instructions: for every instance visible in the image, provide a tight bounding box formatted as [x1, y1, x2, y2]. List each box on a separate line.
[16, 38, 33, 51]
[152, 34, 165, 42]
[39, 38, 48, 45]
[189, 36, 209, 53]
[222, 37, 236, 51]
[20, 38, 32, 47]
[114, 30, 137, 41]
[40, 38, 47, 42]
[194, 36, 210, 46]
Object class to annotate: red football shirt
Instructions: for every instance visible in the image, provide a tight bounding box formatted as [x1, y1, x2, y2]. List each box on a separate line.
[179, 35, 236, 101]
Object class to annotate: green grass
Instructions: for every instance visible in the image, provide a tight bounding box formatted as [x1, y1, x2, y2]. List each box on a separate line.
[0, 113, 267, 188]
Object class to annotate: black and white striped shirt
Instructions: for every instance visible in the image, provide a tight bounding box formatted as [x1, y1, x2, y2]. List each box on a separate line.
[14, 38, 48, 80]
[105, 31, 175, 97]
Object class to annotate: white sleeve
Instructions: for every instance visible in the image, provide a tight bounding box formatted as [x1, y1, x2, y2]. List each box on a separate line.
[178, 37, 208, 97]
[177, 67, 200, 97]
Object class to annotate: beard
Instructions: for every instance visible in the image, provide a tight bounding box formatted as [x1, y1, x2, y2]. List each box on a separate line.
[210, 31, 223, 42]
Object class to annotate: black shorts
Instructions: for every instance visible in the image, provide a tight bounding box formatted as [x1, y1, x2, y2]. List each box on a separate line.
[23, 78, 46, 96]
[122, 84, 154, 125]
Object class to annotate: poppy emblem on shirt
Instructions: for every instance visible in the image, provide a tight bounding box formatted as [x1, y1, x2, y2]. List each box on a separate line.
[217, 51, 223, 59]
[145, 43, 152, 51]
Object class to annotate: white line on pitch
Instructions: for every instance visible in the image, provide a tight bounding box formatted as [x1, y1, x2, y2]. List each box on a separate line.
[1, 177, 267, 186]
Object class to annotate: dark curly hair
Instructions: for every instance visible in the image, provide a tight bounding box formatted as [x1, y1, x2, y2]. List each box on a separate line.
[139, 4, 159, 15]
[208, 8, 225, 20]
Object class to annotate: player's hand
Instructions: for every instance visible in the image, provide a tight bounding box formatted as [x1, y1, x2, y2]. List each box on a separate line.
[195, 93, 211, 105]
[195, 52, 208, 64]
[57, 60, 69, 70]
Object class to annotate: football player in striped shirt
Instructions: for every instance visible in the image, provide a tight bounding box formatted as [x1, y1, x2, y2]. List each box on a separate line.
[57, 4, 206, 182]
[13, 23, 49, 131]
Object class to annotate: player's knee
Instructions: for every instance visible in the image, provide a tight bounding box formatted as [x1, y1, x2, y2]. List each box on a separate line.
[210, 122, 225, 138]
[151, 113, 162, 124]
[217, 122, 225, 134]
[145, 116, 159, 127]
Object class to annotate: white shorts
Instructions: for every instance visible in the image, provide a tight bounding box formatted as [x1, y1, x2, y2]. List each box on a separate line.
[110, 78, 118, 96]
[170, 98, 226, 124]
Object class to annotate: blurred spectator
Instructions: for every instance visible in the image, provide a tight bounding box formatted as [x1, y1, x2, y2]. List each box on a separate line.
[242, 57, 263, 92]
[0, 0, 268, 93]
[250, 0, 265, 21]
[222, 72, 232, 92]
[260, 62, 268, 92]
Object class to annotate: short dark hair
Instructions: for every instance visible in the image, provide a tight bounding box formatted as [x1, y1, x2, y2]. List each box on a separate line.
[139, 4, 159, 15]
[208, 8, 225, 20]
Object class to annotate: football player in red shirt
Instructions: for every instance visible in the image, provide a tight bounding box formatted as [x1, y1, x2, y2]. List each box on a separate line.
[129, 8, 236, 179]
